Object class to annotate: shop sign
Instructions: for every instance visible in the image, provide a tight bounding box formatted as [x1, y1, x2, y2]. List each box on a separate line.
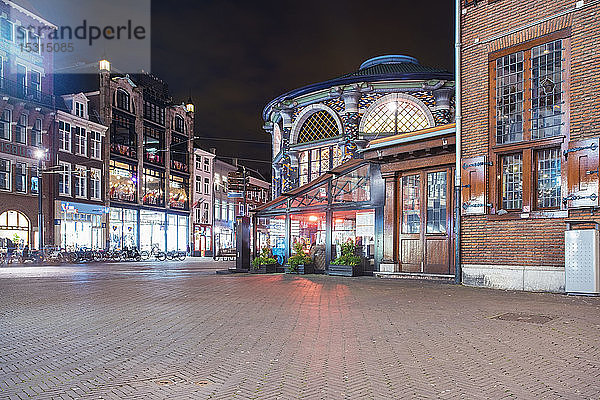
[0, 142, 42, 159]
[61, 201, 106, 216]
[111, 168, 132, 178]
[228, 192, 243, 198]
[31, 177, 38, 192]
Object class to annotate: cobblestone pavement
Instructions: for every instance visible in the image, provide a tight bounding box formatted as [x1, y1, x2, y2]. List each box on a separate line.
[1, 261, 600, 399]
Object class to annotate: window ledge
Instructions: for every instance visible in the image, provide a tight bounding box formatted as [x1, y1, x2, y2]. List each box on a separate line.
[487, 209, 568, 221]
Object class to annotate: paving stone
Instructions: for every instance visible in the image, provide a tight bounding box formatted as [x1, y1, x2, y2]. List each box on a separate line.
[0, 260, 599, 399]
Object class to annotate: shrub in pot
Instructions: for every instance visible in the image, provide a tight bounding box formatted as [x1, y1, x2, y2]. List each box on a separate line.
[286, 241, 314, 274]
[328, 240, 362, 277]
[251, 247, 277, 273]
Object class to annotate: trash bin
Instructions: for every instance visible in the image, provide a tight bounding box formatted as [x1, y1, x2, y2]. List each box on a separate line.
[565, 220, 600, 295]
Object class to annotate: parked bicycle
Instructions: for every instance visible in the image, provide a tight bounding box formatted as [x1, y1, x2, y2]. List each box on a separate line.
[165, 250, 186, 261]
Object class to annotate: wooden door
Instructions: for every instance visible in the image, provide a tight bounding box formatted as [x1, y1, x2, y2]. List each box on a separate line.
[399, 168, 452, 274]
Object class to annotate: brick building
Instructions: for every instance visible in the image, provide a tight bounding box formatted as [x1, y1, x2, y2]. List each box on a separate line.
[459, 0, 600, 291]
[0, 0, 55, 250]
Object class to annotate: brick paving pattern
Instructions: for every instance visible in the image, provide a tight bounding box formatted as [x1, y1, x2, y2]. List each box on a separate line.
[1, 260, 600, 399]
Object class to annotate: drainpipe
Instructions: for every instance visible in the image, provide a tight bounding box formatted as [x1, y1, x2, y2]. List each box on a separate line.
[454, 0, 462, 284]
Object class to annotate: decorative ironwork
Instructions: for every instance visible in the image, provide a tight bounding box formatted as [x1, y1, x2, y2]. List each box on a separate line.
[362, 100, 430, 135]
[297, 110, 339, 143]
[564, 142, 597, 159]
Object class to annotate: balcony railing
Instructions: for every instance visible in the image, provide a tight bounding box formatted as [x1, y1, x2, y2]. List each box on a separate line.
[111, 143, 137, 158]
[0, 77, 55, 108]
[171, 159, 189, 173]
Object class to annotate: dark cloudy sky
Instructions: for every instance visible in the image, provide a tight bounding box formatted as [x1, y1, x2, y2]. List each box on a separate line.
[151, 0, 455, 178]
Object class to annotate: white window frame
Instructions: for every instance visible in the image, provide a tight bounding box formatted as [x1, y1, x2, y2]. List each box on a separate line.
[204, 177, 209, 194]
[28, 30, 40, 54]
[0, 158, 10, 191]
[31, 118, 42, 147]
[74, 165, 87, 198]
[30, 70, 41, 93]
[15, 162, 27, 193]
[195, 176, 202, 193]
[0, 109, 11, 141]
[90, 131, 101, 159]
[75, 102, 84, 117]
[59, 161, 71, 196]
[90, 168, 101, 200]
[74, 126, 87, 156]
[1, 18, 13, 42]
[59, 121, 71, 153]
[15, 114, 27, 144]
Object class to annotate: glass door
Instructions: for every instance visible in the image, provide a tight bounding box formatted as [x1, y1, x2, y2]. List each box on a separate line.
[399, 168, 453, 274]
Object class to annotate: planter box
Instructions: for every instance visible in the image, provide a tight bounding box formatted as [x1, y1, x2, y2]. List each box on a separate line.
[285, 264, 315, 275]
[250, 264, 277, 274]
[327, 264, 362, 277]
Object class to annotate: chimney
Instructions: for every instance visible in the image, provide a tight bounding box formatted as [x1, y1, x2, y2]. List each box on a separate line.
[232, 158, 238, 166]
[209, 147, 216, 154]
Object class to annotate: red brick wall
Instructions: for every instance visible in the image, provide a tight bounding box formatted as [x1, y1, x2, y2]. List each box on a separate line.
[461, 0, 600, 267]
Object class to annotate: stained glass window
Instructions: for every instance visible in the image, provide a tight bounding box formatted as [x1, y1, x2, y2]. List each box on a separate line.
[362, 99, 431, 135]
[536, 148, 561, 209]
[495, 52, 524, 144]
[501, 153, 523, 210]
[297, 110, 339, 143]
[531, 40, 563, 139]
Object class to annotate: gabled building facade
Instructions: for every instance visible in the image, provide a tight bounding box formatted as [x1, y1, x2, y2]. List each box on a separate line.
[51, 93, 108, 250]
[191, 147, 214, 256]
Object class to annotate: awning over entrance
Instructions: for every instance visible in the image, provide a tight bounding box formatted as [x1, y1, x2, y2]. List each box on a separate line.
[252, 159, 384, 274]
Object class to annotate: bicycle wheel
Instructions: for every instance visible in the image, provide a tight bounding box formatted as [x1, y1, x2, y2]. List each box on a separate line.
[176, 252, 186, 261]
[140, 250, 150, 260]
[156, 251, 167, 261]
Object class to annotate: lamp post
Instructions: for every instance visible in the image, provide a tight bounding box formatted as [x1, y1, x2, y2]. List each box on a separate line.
[34, 149, 46, 251]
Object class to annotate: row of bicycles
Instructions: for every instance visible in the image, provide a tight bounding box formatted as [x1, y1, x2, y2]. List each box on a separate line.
[0, 245, 187, 265]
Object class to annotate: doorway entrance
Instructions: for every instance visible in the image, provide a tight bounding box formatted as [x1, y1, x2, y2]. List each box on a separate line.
[399, 167, 453, 275]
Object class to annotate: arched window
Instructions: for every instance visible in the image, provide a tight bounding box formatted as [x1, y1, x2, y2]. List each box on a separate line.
[116, 89, 130, 112]
[272, 123, 282, 158]
[0, 210, 30, 248]
[297, 110, 339, 143]
[174, 115, 185, 133]
[361, 94, 434, 135]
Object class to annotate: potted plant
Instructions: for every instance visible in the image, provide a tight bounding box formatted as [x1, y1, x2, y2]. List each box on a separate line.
[328, 240, 362, 277]
[250, 247, 277, 274]
[286, 241, 314, 274]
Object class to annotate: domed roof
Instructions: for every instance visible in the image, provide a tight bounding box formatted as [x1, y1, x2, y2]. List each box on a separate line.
[263, 54, 453, 121]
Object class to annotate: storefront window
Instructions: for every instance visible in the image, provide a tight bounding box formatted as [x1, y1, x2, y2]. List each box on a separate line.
[290, 213, 326, 254]
[61, 207, 103, 250]
[140, 210, 165, 251]
[266, 215, 286, 264]
[109, 161, 137, 203]
[142, 168, 165, 206]
[169, 175, 189, 209]
[166, 214, 188, 251]
[332, 209, 375, 261]
[109, 208, 138, 249]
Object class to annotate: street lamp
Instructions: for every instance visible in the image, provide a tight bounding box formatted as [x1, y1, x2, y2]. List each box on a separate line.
[34, 149, 46, 251]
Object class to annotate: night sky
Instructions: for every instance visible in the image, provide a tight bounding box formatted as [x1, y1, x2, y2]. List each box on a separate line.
[151, 0, 455, 178]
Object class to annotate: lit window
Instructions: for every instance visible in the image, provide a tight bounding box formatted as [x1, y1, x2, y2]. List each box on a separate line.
[362, 96, 431, 134]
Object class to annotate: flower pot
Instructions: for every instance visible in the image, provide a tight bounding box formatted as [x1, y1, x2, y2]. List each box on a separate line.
[327, 264, 362, 277]
[285, 263, 315, 274]
[250, 263, 277, 274]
